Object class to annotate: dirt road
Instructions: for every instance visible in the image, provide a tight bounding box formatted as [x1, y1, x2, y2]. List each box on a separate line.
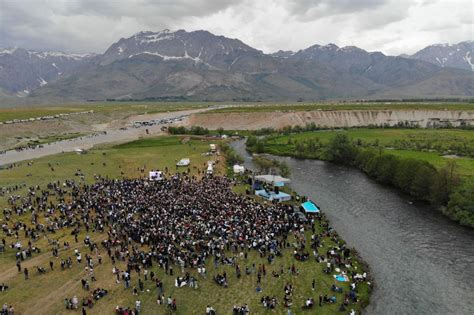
[0, 108, 209, 166]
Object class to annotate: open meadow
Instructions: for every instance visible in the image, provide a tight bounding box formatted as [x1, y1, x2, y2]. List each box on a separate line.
[0, 136, 370, 314]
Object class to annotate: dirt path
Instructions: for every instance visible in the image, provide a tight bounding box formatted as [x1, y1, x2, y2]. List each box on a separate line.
[0, 234, 108, 283]
[0, 107, 211, 166]
[23, 276, 82, 315]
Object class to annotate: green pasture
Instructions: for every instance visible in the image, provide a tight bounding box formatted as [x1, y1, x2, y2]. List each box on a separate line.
[260, 129, 474, 177]
[0, 135, 370, 314]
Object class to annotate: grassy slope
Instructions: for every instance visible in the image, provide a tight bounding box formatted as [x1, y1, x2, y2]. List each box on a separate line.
[0, 136, 370, 314]
[262, 129, 474, 177]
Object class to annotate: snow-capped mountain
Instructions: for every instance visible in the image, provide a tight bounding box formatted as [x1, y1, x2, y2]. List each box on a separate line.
[406, 41, 474, 71]
[98, 29, 262, 69]
[0, 48, 95, 95]
[2, 30, 473, 101]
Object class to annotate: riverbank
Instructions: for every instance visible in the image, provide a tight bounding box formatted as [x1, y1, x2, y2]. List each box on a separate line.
[245, 129, 474, 227]
[230, 139, 474, 314]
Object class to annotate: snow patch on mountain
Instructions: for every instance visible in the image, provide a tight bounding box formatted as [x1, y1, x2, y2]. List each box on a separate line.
[38, 77, 48, 87]
[463, 51, 473, 70]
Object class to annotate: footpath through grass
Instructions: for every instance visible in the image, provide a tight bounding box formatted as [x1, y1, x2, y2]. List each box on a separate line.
[0, 135, 371, 314]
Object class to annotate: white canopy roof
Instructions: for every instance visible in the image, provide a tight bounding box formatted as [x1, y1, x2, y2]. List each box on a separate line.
[255, 174, 291, 184]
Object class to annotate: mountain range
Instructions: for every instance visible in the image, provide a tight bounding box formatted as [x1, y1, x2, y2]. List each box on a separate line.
[0, 30, 472, 102]
[402, 41, 473, 72]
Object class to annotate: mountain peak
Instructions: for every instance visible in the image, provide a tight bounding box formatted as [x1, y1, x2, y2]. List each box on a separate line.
[408, 40, 473, 71]
[100, 29, 260, 66]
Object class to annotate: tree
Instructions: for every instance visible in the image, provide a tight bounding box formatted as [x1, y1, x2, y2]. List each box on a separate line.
[255, 140, 265, 154]
[324, 134, 357, 165]
[431, 160, 461, 205]
[410, 162, 437, 201]
[445, 177, 474, 227]
[394, 159, 420, 193]
[374, 154, 400, 185]
[246, 136, 258, 147]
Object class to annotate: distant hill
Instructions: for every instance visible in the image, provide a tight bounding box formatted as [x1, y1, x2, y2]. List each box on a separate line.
[1, 31, 473, 102]
[0, 48, 95, 96]
[404, 41, 473, 71]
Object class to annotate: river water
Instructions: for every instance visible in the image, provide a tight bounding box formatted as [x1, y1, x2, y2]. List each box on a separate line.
[231, 140, 474, 315]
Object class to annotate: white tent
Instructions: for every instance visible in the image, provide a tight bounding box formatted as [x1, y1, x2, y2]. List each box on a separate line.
[207, 164, 213, 174]
[176, 158, 190, 167]
[254, 174, 290, 185]
[233, 164, 245, 174]
[149, 170, 163, 181]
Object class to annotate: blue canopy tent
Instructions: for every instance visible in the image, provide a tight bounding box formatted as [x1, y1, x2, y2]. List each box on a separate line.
[255, 190, 292, 202]
[301, 201, 320, 214]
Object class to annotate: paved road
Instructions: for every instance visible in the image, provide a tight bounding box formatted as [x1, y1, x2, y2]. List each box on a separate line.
[0, 108, 208, 166]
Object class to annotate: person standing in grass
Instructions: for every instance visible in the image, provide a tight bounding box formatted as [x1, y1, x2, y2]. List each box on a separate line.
[135, 300, 141, 313]
[23, 268, 28, 280]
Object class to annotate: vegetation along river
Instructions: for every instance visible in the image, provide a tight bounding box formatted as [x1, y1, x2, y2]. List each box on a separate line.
[231, 139, 474, 315]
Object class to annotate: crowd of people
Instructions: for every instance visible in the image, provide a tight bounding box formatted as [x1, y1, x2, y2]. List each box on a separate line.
[1, 172, 369, 313]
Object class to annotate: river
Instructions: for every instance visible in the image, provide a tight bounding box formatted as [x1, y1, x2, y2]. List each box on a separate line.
[231, 139, 474, 315]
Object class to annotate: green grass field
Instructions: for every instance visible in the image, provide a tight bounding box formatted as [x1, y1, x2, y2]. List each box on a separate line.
[209, 102, 474, 113]
[0, 136, 221, 200]
[0, 135, 370, 314]
[259, 129, 474, 177]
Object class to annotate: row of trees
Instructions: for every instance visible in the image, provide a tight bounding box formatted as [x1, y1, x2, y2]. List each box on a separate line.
[168, 126, 210, 135]
[323, 134, 473, 226]
[220, 143, 244, 167]
[247, 133, 473, 226]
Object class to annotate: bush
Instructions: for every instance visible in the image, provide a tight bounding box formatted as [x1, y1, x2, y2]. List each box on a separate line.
[323, 134, 357, 165]
[220, 143, 243, 167]
[168, 126, 209, 135]
[444, 177, 474, 227]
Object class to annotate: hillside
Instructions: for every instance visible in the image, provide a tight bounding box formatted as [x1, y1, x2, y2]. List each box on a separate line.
[1, 30, 473, 102]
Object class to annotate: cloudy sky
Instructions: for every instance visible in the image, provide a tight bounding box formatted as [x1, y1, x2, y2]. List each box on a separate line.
[0, 0, 472, 55]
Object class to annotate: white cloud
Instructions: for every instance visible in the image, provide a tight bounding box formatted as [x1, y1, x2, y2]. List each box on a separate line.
[0, 0, 472, 55]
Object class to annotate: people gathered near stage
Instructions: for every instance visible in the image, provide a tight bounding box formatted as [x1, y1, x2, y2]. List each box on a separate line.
[2, 173, 368, 313]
